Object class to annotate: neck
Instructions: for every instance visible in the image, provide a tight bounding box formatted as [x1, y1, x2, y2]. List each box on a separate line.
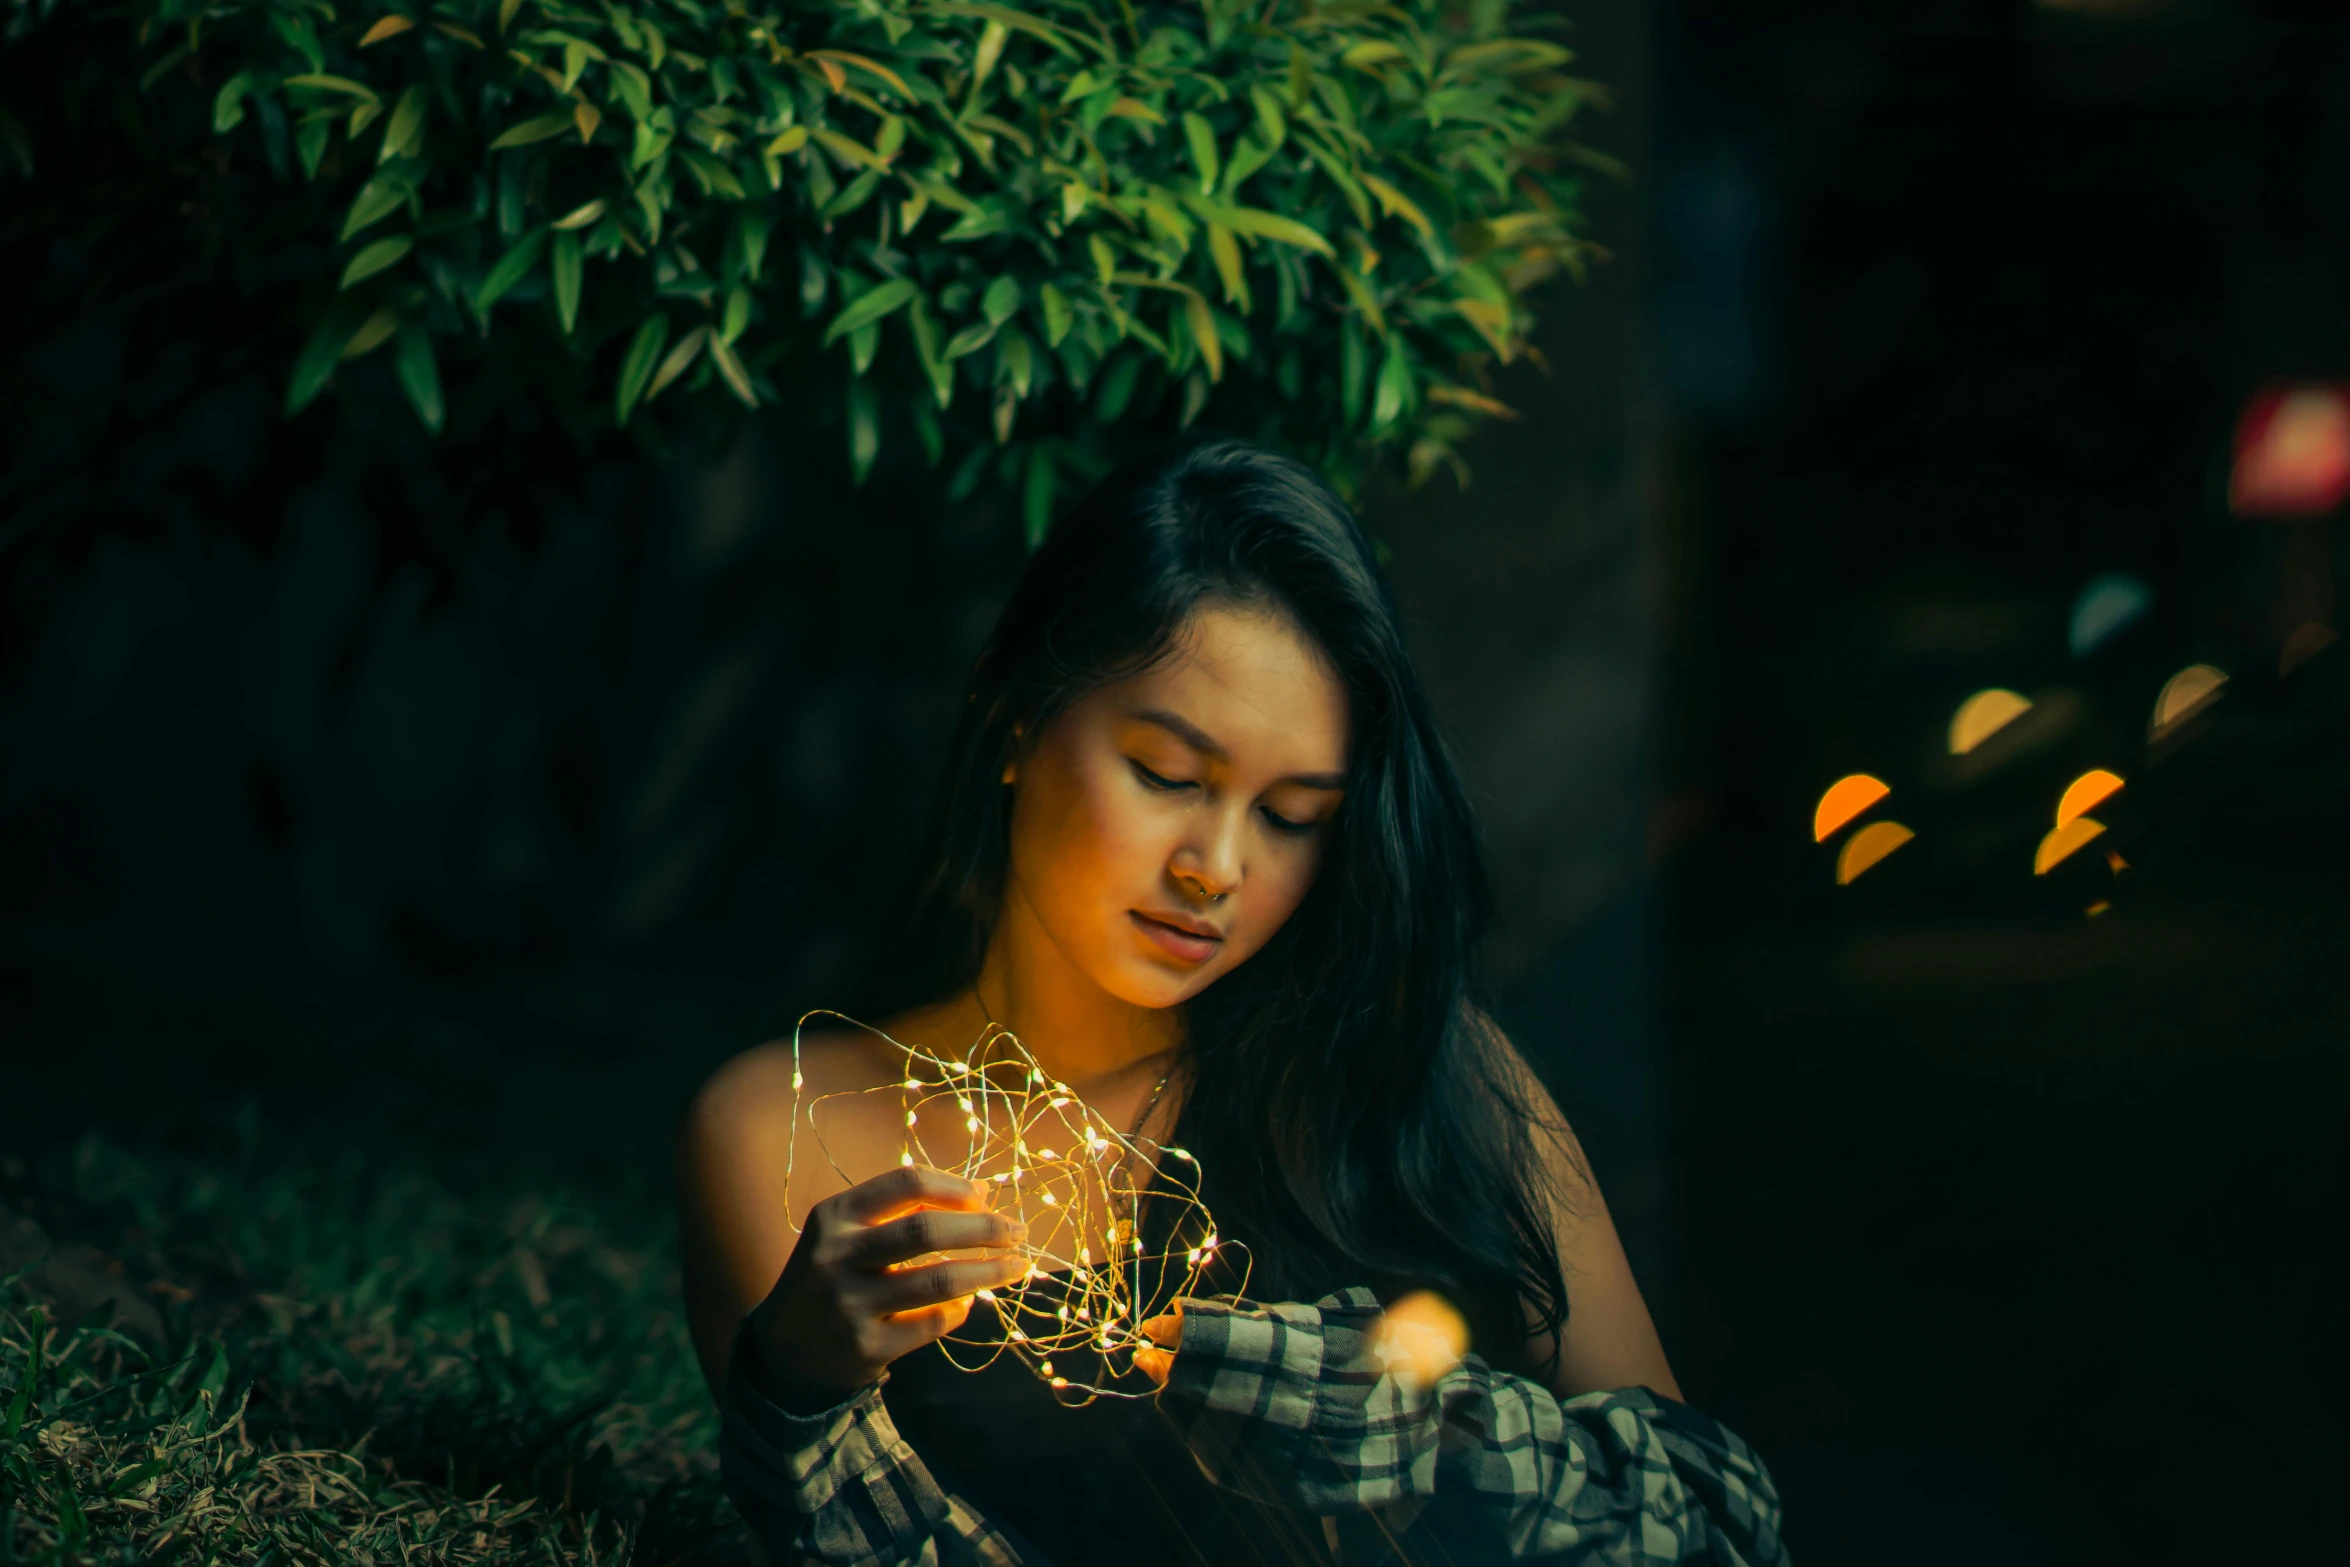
[964, 886, 1182, 1101]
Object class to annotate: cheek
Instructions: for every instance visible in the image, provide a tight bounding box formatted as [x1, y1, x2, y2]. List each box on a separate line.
[1013, 754, 1166, 911]
[1220, 847, 1324, 967]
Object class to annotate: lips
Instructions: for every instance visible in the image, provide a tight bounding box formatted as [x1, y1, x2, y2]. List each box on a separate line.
[1130, 909, 1225, 963]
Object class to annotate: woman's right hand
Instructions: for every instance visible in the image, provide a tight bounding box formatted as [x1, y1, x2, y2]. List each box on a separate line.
[744, 1164, 1029, 1405]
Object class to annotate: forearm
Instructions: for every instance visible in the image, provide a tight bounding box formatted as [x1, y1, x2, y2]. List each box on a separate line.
[1155, 1289, 1788, 1565]
[720, 1320, 1023, 1567]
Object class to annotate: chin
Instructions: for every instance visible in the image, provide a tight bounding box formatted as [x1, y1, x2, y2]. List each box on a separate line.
[1103, 958, 1216, 1011]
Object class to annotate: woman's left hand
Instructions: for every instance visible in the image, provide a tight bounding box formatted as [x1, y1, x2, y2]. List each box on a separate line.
[1133, 1303, 1183, 1386]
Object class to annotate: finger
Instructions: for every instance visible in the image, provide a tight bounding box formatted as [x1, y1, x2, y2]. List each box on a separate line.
[1132, 1344, 1173, 1386]
[837, 1164, 990, 1226]
[870, 1297, 968, 1359]
[1138, 1312, 1184, 1348]
[863, 1253, 1031, 1314]
[845, 1208, 1027, 1270]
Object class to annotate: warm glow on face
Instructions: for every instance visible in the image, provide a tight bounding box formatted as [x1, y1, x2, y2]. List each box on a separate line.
[1835, 820, 1914, 884]
[1000, 601, 1349, 1011]
[2035, 817, 2107, 875]
[2055, 770, 2123, 830]
[1948, 689, 2033, 755]
[2150, 664, 2227, 737]
[1813, 774, 1890, 842]
[1370, 1289, 1469, 1387]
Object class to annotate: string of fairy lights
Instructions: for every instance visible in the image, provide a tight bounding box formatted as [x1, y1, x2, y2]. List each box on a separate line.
[783, 1009, 1244, 1405]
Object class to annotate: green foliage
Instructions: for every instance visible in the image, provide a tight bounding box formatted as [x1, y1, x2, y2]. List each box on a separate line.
[61, 0, 1607, 534]
[0, 1135, 727, 1563]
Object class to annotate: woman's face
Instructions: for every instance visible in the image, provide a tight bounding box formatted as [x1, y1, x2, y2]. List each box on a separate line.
[1001, 599, 1351, 1010]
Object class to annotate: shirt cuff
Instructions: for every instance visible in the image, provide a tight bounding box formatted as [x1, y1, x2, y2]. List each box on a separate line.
[721, 1316, 895, 1517]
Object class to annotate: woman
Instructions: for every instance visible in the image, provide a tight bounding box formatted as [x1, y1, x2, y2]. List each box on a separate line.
[676, 438, 1788, 1565]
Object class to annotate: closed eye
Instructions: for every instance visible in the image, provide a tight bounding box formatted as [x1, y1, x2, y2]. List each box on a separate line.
[1261, 807, 1317, 836]
[1131, 760, 1196, 792]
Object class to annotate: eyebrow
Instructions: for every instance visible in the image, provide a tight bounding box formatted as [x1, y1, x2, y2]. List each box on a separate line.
[1129, 707, 1348, 791]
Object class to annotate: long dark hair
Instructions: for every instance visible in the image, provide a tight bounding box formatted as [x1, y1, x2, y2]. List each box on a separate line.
[851, 435, 1569, 1373]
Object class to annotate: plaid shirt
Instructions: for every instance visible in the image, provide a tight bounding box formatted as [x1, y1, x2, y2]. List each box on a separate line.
[721, 1288, 1789, 1566]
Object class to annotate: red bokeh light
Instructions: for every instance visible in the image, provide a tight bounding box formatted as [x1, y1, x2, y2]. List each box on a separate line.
[2231, 384, 2350, 518]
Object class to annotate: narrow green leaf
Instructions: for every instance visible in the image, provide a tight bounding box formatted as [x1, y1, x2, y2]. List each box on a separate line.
[475, 228, 548, 313]
[282, 74, 379, 104]
[380, 84, 428, 163]
[1372, 335, 1412, 428]
[822, 277, 917, 346]
[1094, 351, 1143, 423]
[341, 174, 409, 240]
[943, 319, 997, 361]
[1039, 283, 1073, 349]
[339, 234, 412, 289]
[1207, 225, 1247, 310]
[212, 71, 261, 134]
[285, 300, 366, 414]
[615, 314, 671, 423]
[393, 326, 444, 432]
[647, 324, 708, 400]
[721, 286, 751, 346]
[847, 377, 879, 485]
[488, 111, 575, 150]
[709, 333, 757, 406]
[1182, 112, 1219, 195]
[982, 275, 1020, 327]
[849, 320, 880, 375]
[1181, 289, 1221, 382]
[909, 295, 953, 409]
[1219, 205, 1335, 258]
[551, 197, 607, 230]
[1022, 444, 1055, 550]
[550, 231, 583, 332]
[342, 308, 399, 361]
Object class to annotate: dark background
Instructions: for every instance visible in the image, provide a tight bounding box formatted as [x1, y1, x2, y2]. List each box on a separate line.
[6, 0, 2347, 1561]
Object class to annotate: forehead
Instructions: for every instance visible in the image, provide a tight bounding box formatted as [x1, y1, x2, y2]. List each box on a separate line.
[1110, 601, 1350, 772]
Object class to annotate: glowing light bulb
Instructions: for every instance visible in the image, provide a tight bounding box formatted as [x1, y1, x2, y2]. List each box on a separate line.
[976, 1288, 995, 1302]
[900, 1151, 913, 1166]
[905, 1110, 918, 1126]
[957, 1096, 973, 1112]
[1042, 1192, 1058, 1205]
[792, 1072, 804, 1091]
[966, 1116, 980, 1132]
[904, 1078, 922, 1089]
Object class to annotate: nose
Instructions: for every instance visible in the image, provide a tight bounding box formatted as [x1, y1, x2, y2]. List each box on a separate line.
[1172, 802, 1244, 904]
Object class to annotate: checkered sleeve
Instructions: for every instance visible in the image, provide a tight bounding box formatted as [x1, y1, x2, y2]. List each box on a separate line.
[720, 1320, 1025, 1567]
[1156, 1288, 1789, 1565]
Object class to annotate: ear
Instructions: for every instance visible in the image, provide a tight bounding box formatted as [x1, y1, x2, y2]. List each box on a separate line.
[1001, 723, 1026, 785]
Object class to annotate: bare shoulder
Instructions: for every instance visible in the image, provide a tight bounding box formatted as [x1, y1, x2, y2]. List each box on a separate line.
[676, 1021, 907, 1228]
[1464, 1004, 1592, 1201]
[1464, 1003, 1680, 1399]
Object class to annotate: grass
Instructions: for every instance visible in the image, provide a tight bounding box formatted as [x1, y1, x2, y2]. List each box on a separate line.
[0, 1128, 740, 1565]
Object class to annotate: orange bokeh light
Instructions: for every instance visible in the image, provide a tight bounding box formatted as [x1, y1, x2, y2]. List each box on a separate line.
[1813, 774, 1890, 842]
[1947, 689, 2033, 755]
[2149, 663, 2227, 738]
[2034, 817, 2107, 875]
[2055, 770, 2123, 830]
[1836, 820, 1914, 884]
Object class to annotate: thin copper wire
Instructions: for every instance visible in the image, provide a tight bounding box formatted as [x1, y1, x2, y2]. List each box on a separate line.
[783, 1008, 1248, 1405]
